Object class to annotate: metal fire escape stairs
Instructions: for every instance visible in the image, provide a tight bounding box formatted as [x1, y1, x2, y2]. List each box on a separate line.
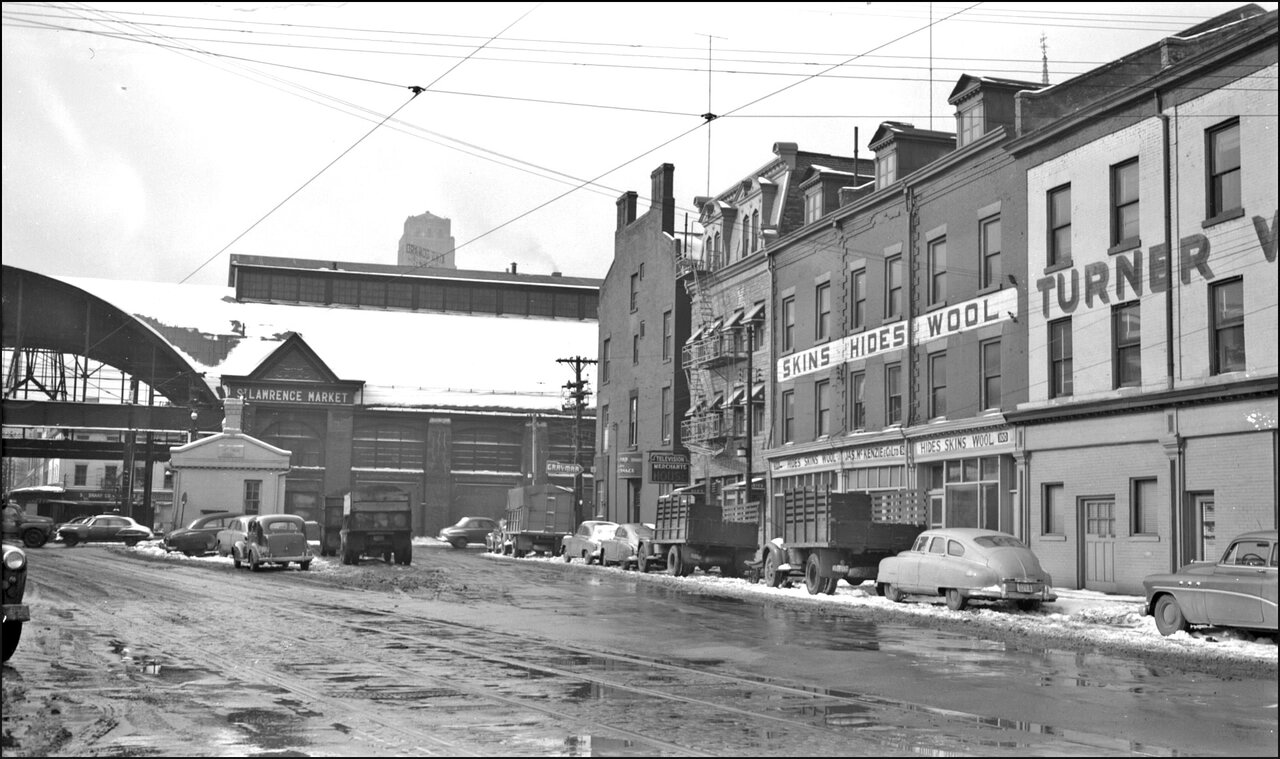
[677, 244, 727, 459]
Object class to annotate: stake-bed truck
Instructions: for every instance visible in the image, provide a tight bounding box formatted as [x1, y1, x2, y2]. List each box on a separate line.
[339, 485, 413, 565]
[637, 489, 757, 577]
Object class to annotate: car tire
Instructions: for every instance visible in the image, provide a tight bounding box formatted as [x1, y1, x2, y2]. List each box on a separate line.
[449, 538, 466, 550]
[1016, 599, 1042, 612]
[124, 539, 139, 547]
[233, 548, 242, 569]
[300, 561, 311, 571]
[1153, 594, 1189, 636]
[561, 547, 572, 563]
[2, 620, 22, 662]
[62, 534, 79, 547]
[884, 583, 905, 603]
[22, 529, 47, 549]
[945, 588, 967, 611]
[250, 553, 262, 572]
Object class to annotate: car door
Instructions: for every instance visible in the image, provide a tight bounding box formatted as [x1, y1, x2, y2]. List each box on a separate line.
[1206, 537, 1272, 627]
[89, 517, 122, 542]
[914, 535, 949, 593]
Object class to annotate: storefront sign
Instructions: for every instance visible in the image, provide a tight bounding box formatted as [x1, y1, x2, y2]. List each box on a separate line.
[226, 381, 358, 406]
[777, 289, 1017, 382]
[546, 460, 582, 475]
[648, 452, 690, 484]
[770, 441, 907, 473]
[914, 428, 1013, 459]
[617, 452, 642, 479]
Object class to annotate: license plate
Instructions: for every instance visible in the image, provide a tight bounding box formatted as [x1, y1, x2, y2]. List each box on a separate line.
[1017, 583, 1038, 593]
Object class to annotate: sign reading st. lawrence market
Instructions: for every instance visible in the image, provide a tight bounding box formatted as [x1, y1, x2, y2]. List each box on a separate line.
[226, 381, 358, 406]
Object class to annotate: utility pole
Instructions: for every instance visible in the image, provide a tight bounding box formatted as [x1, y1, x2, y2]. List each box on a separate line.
[557, 355, 597, 525]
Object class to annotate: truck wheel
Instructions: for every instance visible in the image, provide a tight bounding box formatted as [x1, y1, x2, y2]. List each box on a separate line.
[764, 549, 783, 588]
[804, 554, 826, 595]
[823, 577, 838, 595]
[637, 545, 650, 573]
[22, 529, 47, 549]
[2, 620, 22, 662]
[666, 545, 683, 576]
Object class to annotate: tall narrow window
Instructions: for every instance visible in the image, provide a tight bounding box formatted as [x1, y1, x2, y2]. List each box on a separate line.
[1043, 483, 1064, 535]
[815, 282, 831, 341]
[980, 216, 1001, 289]
[662, 310, 672, 361]
[629, 273, 638, 312]
[886, 256, 902, 318]
[876, 150, 897, 188]
[850, 269, 866, 330]
[751, 210, 760, 253]
[1211, 278, 1245, 374]
[980, 339, 1001, 410]
[929, 352, 947, 418]
[1048, 184, 1072, 267]
[1111, 158, 1140, 248]
[850, 371, 866, 430]
[815, 380, 831, 437]
[1113, 302, 1142, 388]
[805, 190, 821, 224]
[1131, 478, 1157, 535]
[601, 338, 610, 384]
[928, 237, 947, 305]
[782, 296, 796, 352]
[886, 363, 902, 424]
[244, 480, 262, 515]
[782, 390, 795, 443]
[1207, 120, 1241, 219]
[661, 386, 672, 443]
[1049, 317, 1073, 398]
[628, 394, 638, 446]
[74, 464, 87, 486]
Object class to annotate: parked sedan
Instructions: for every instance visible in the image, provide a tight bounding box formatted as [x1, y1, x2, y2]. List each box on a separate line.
[438, 517, 500, 549]
[215, 516, 255, 558]
[57, 514, 154, 547]
[163, 512, 244, 556]
[876, 528, 1057, 611]
[560, 520, 618, 564]
[237, 514, 313, 572]
[599, 523, 655, 570]
[1142, 529, 1277, 637]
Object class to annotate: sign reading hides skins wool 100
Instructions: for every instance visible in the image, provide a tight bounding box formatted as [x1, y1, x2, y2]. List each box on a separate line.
[777, 288, 1018, 382]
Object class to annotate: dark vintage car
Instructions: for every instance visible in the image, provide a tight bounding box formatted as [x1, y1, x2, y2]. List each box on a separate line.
[3, 542, 31, 662]
[560, 520, 618, 565]
[1143, 529, 1278, 637]
[438, 517, 500, 549]
[235, 514, 314, 572]
[163, 512, 244, 556]
[2, 505, 57, 549]
[599, 523, 655, 570]
[57, 514, 153, 547]
[877, 528, 1057, 611]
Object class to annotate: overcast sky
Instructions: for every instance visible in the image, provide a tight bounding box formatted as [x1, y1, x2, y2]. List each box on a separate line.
[3, 2, 1274, 287]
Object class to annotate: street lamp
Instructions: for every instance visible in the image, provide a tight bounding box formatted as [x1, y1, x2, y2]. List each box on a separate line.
[188, 409, 199, 443]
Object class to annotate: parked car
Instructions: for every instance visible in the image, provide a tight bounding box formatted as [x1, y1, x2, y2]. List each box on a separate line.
[438, 517, 500, 549]
[163, 512, 244, 556]
[57, 514, 154, 547]
[2, 505, 57, 549]
[2, 542, 31, 662]
[600, 523, 655, 570]
[560, 520, 618, 564]
[235, 514, 313, 572]
[876, 528, 1057, 611]
[1142, 529, 1277, 637]
[216, 516, 255, 558]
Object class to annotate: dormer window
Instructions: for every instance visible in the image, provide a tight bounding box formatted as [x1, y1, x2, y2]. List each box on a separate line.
[804, 189, 822, 224]
[876, 150, 897, 188]
[957, 100, 984, 147]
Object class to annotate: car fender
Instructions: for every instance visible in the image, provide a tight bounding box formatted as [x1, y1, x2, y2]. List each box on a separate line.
[877, 556, 903, 586]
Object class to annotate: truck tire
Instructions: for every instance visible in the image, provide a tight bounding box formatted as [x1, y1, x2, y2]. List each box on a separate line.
[22, 529, 47, 549]
[804, 553, 826, 595]
[764, 549, 783, 588]
[636, 544, 650, 573]
[398, 540, 413, 565]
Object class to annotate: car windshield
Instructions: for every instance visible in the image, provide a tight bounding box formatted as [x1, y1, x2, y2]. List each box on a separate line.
[974, 535, 1025, 549]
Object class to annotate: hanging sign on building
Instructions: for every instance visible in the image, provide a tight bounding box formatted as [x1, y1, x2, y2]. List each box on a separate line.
[617, 452, 643, 479]
[777, 288, 1018, 382]
[648, 452, 690, 484]
[546, 460, 583, 475]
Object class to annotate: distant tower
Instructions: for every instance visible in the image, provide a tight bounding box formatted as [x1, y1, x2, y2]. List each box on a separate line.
[398, 211, 456, 269]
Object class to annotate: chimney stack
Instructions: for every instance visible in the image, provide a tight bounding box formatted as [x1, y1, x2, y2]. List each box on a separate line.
[616, 191, 638, 231]
[511, 262, 518, 274]
[650, 163, 675, 235]
[222, 397, 245, 434]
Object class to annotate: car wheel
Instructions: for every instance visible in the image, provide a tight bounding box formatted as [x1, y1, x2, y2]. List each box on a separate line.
[945, 588, 967, 611]
[450, 538, 466, 550]
[764, 549, 783, 588]
[1153, 594, 1189, 636]
[63, 534, 80, 547]
[233, 547, 242, 569]
[2, 620, 22, 662]
[22, 529, 47, 549]
[561, 547, 572, 563]
[883, 583, 905, 603]
[124, 539, 139, 547]
[250, 551, 262, 572]
[183, 551, 197, 557]
[1016, 599, 1042, 612]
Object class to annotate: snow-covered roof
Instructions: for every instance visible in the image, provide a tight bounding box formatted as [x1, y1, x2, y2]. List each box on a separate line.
[57, 275, 598, 413]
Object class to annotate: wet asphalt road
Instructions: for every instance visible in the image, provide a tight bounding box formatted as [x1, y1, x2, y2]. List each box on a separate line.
[2, 542, 1276, 756]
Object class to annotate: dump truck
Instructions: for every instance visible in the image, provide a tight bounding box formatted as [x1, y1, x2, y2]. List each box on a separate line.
[638, 488, 758, 577]
[763, 488, 925, 595]
[503, 483, 574, 558]
[339, 485, 413, 565]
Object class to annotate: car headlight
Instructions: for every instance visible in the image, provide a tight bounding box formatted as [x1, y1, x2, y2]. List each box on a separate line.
[4, 548, 27, 571]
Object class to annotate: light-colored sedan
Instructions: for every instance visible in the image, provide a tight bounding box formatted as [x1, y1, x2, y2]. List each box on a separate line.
[876, 528, 1057, 611]
[560, 520, 618, 564]
[215, 515, 255, 559]
[599, 523, 656, 570]
[1142, 529, 1277, 637]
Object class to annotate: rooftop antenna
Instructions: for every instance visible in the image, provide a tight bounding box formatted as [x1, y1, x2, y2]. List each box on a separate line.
[696, 32, 725, 196]
[1040, 33, 1050, 85]
[929, 2, 933, 130]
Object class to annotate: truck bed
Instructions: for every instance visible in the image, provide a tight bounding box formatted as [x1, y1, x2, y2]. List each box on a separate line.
[782, 491, 923, 553]
[655, 501, 757, 547]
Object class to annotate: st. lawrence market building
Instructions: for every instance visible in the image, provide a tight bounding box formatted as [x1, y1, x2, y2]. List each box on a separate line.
[59, 254, 600, 536]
